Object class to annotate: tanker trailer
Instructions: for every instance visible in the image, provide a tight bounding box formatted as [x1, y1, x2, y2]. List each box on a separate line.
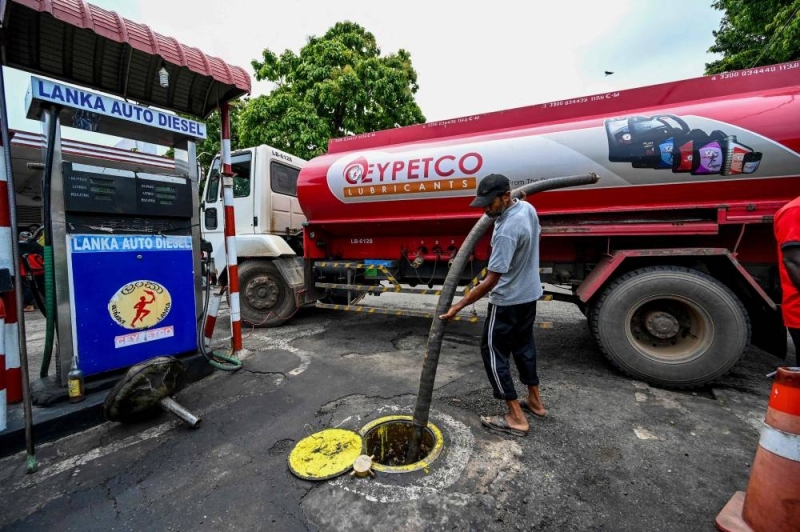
[293, 61, 800, 388]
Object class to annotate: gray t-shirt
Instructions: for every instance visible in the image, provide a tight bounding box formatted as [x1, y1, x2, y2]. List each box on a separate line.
[487, 199, 543, 306]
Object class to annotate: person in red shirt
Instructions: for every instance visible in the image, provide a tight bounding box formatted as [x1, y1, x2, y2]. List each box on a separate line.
[774, 195, 800, 356]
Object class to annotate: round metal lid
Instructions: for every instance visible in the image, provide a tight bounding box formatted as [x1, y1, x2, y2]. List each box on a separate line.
[288, 429, 363, 480]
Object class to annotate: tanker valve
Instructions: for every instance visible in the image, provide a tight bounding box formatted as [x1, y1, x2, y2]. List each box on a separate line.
[447, 247, 459, 269]
[103, 356, 201, 428]
[410, 248, 426, 269]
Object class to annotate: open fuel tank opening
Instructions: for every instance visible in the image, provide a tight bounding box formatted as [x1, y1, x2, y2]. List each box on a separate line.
[360, 415, 444, 472]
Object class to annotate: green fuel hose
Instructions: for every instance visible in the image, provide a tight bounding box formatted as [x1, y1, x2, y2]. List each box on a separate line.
[39, 245, 56, 378]
[198, 275, 242, 372]
[39, 110, 60, 379]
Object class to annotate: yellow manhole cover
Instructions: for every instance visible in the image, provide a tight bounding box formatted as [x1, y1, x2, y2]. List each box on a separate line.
[288, 428, 363, 480]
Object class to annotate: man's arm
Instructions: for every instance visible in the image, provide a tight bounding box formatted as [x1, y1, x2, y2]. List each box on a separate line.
[439, 271, 501, 320]
[784, 246, 800, 291]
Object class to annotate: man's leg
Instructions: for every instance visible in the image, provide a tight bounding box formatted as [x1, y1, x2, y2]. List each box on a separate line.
[481, 303, 529, 433]
[22, 279, 35, 311]
[510, 300, 548, 417]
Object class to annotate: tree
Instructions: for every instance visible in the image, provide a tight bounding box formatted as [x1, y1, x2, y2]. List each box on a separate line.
[241, 21, 426, 160]
[706, 0, 800, 74]
[193, 101, 244, 171]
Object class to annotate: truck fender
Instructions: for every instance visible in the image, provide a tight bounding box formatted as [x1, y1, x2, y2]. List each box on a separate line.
[576, 248, 777, 310]
[235, 234, 297, 258]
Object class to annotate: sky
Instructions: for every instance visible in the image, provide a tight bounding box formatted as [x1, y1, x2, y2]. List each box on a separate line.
[3, 0, 725, 148]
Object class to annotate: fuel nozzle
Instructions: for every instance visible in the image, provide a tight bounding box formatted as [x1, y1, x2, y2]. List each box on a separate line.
[200, 239, 214, 279]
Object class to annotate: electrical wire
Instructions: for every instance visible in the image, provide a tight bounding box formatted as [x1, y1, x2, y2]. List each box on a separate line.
[750, 3, 800, 68]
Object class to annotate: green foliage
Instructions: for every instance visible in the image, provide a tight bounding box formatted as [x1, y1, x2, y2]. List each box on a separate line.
[164, 101, 243, 174]
[242, 21, 426, 160]
[706, 0, 800, 73]
[194, 102, 244, 170]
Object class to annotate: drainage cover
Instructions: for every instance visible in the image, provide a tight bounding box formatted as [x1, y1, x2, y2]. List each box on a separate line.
[360, 415, 444, 473]
[288, 428, 363, 480]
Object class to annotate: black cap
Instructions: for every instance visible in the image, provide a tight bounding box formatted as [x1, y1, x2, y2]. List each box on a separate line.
[470, 174, 510, 207]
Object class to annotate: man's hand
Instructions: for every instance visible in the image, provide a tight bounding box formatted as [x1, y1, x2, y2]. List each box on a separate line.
[438, 271, 501, 321]
[439, 306, 460, 321]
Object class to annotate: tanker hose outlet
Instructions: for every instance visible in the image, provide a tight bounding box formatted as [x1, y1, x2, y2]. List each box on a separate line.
[447, 247, 459, 269]
[411, 247, 427, 269]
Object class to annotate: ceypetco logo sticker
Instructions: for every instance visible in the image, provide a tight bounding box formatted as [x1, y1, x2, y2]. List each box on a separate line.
[328, 146, 487, 203]
[326, 135, 559, 203]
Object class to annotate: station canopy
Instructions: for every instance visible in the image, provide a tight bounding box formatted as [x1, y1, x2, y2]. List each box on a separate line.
[0, 0, 251, 118]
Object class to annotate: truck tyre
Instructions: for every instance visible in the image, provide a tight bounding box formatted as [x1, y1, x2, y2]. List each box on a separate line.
[590, 266, 750, 388]
[237, 261, 297, 328]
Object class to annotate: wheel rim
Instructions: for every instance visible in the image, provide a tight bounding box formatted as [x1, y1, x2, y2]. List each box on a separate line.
[625, 295, 714, 364]
[243, 273, 284, 311]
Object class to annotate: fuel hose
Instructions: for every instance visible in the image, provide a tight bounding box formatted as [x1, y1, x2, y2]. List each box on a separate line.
[39, 111, 60, 378]
[198, 268, 242, 371]
[407, 173, 600, 461]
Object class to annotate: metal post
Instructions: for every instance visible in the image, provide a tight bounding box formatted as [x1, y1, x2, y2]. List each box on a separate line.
[219, 103, 242, 355]
[0, 64, 37, 472]
[0, 300, 6, 431]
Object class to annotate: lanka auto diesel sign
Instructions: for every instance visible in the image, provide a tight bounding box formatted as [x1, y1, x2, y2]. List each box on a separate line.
[326, 135, 559, 203]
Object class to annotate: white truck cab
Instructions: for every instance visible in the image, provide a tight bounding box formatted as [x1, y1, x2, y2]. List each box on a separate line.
[201, 145, 307, 326]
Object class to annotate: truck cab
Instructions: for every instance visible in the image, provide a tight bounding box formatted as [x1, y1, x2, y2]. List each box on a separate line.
[201, 145, 307, 326]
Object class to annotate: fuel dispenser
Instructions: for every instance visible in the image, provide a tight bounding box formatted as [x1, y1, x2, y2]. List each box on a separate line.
[25, 76, 206, 387]
[63, 163, 197, 375]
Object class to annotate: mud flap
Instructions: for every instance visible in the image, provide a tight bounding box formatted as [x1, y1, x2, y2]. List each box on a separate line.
[273, 257, 305, 306]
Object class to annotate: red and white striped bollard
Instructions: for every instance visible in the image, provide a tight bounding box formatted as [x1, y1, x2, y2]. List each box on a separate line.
[0, 138, 20, 404]
[203, 290, 221, 348]
[219, 103, 242, 355]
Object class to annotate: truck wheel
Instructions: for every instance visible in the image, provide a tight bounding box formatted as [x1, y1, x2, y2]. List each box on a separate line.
[237, 261, 297, 327]
[590, 266, 749, 388]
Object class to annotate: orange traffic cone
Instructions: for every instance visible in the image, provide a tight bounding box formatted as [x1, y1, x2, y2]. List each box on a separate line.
[715, 366, 800, 532]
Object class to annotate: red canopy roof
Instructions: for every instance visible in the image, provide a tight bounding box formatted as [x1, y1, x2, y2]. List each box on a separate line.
[1, 0, 251, 118]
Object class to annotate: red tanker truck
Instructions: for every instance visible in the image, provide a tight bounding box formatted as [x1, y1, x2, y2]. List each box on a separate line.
[201, 60, 800, 388]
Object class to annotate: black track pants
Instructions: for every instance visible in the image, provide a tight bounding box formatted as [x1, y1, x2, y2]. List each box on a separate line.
[480, 300, 539, 401]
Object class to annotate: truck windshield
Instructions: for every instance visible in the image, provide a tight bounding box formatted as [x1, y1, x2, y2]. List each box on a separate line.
[271, 161, 300, 196]
[204, 153, 252, 201]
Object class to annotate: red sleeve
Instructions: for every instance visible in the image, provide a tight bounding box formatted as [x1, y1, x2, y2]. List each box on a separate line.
[779, 205, 800, 250]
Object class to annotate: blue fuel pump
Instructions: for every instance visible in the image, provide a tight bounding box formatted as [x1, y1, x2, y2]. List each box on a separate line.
[63, 163, 198, 375]
[26, 76, 208, 387]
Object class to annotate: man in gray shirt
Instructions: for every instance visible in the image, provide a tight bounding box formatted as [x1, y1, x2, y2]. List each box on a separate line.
[440, 173, 546, 437]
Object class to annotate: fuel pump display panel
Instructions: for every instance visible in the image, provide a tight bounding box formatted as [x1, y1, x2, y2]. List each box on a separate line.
[63, 163, 193, 217]
[68, 234, 197, 376]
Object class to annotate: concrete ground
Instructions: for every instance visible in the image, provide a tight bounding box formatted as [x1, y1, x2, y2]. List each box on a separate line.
[0, 290, 795, 532]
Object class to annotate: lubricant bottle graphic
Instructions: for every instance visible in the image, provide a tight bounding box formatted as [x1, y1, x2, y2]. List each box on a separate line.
[691, 130, 727, 175]
[741, 152, 763, 173]
[671, 129, 701, 173]
[722, 135, 763, 175]
[68, 356, 86, 403]
[606, 114, 689, 167]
